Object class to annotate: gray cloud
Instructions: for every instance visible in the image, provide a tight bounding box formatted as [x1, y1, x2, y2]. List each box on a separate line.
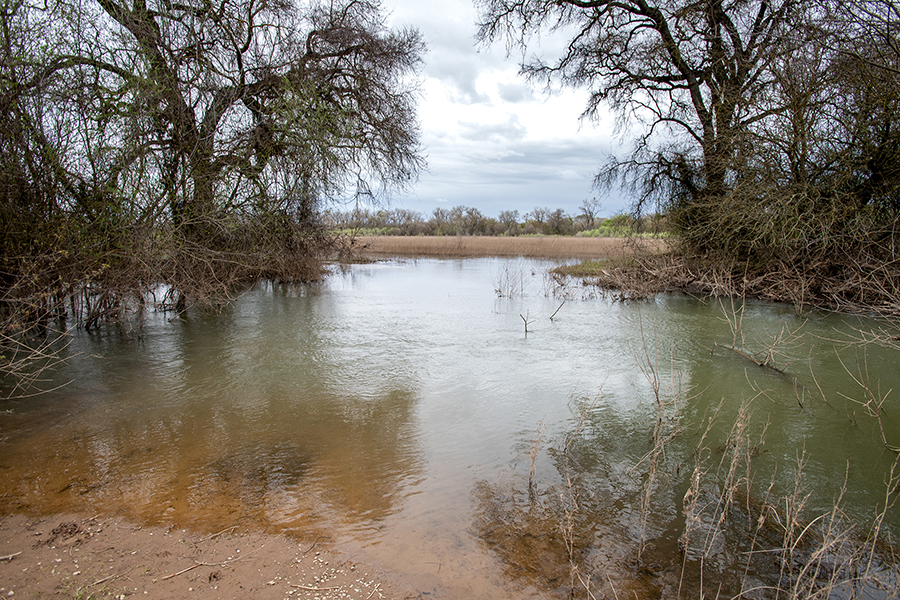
[496, 82, 533, 103]
[400, 133, 625, 217]
[457, 116, 526, 143]
[427, 56, 491, 104]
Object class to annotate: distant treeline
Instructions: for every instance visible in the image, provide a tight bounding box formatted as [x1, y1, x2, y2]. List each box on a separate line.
[324, 202, 667, 237]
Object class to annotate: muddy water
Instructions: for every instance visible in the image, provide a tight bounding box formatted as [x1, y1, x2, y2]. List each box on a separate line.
[1, 258, 899, 598]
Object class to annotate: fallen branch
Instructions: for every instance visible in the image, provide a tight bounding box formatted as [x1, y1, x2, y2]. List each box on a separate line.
[366, 583, 382, 599]
[161, 535, 275, 580]
[0, 551, 21, 562]
[715, 343, 789, 376]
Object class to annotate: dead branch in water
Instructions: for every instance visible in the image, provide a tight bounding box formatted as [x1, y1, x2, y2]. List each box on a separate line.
[714, 342, 791, 376]
[550, 300, 565, 320]
[520, 312, 532, 334]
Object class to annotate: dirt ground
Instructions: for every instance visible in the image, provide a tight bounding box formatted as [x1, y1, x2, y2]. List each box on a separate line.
[0, 513, 415, 600]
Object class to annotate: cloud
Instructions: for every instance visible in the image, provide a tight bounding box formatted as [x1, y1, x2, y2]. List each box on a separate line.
[458, 115, 526, 143]
[379, 0, 626, 218]
[386, 0, 494, 104]
[427, 57, 491, 104]
[496, 82, 533, 103]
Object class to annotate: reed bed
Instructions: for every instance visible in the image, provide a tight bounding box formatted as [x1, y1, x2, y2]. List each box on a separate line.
[348, 235, 666, 260]
[553, 250, 900, 316]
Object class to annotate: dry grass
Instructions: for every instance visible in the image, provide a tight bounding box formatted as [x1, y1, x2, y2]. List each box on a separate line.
[347, 235, 667, 260]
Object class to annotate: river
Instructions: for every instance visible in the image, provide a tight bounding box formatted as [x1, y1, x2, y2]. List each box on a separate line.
[1, 258, 898, 598]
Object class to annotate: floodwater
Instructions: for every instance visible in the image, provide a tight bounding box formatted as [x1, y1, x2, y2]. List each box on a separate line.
[1, 258, 899, 598]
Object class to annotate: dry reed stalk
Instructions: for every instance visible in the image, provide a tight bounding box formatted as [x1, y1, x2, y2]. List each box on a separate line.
[629, 314, 688, 562]
[493, 260, 528, 297]
[529, 419, 546, 499]
[349, 235, 665, 260]
[834, 345, 899, 452]
[676, 398, 900, 600]
[558, 394, 601, 598]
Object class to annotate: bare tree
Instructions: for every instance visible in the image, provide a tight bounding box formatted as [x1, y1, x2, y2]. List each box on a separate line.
[527, 206, 550, 233]
[476, 0, 818, 239]
[2, 0, 424, 294]
[577, 198, 601, 230]
[50, 0, 423, 236]
[498, 209, 520, 235]
[546, 208, 572, 235]
[830, 0, 900, 214]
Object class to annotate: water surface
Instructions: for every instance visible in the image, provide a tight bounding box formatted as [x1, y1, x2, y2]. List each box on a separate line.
[1, 258, 898, 598]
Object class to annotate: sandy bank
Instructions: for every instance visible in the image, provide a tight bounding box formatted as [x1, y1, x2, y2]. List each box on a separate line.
[0, 513, 412, 600]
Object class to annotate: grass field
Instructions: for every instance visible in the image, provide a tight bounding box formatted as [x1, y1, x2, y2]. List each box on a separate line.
[349, 235, 667, 260]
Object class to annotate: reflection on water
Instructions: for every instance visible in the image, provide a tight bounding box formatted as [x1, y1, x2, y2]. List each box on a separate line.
[1, 258, 899, 598]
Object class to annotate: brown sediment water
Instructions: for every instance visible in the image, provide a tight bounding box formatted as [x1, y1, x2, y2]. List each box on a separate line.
[1, 258, 898, 598]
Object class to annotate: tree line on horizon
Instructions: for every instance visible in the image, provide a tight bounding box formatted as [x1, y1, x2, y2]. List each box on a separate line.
[323, 200, 666, 237]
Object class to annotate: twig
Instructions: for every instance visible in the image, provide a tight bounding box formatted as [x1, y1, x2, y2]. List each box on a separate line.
[520, 312, 532, 334]
[161, 544, 266, 581]
[366, 583, 381, 599]
[207, 526, 237, 540]
[529, 419, 546, 498]
[291, 584, 341, 591]
[90, 567, 134, 588]
[161, 562, 205, 580]
[0, 551, 21, 561]
[605, 574, 619, 600]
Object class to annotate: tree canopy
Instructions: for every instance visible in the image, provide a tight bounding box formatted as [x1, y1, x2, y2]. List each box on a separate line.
[1, 0, 424, 302]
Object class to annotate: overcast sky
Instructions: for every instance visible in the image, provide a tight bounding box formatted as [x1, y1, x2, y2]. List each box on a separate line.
[373, 0, 629, 220]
